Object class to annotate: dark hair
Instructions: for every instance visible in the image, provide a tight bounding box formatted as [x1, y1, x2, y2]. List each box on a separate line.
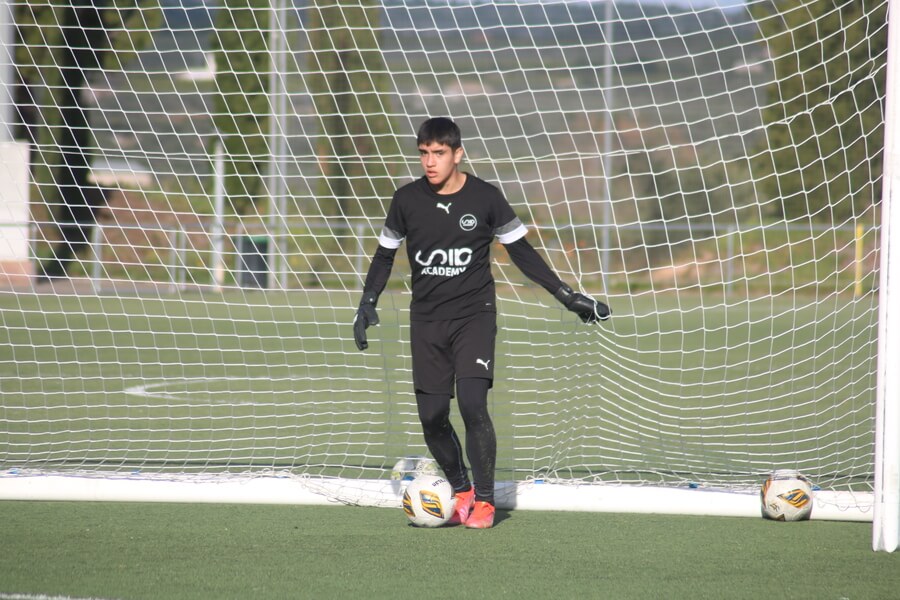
[416, 117, 462, 149]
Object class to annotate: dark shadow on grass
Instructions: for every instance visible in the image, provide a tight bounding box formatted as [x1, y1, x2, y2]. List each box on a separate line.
[493, 509, 510, 527]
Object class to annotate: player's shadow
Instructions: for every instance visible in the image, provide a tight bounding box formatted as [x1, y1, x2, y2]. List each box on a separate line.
[493, 509, 511, 526]
[432, 509, 510, 529]
[444, 510, 512, 529]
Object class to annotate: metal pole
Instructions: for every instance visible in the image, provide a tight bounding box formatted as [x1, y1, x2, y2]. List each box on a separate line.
[169, 228, 179, 295]
[277, 27, 289, 290]
[90, 223, 102, 294]
[726, 224, 735, 296]
[212, 141, 226, 290]
[873, 0, 900, 553]
[268, 0, 289, 290]
[600, 0, 615, 292]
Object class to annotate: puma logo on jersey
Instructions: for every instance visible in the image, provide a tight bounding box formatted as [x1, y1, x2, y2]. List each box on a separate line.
[476, 358, 491, 370]
[436, 202, 452, 214]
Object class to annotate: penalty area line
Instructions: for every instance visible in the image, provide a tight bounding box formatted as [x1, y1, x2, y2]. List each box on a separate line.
[0, 594, 121, 600]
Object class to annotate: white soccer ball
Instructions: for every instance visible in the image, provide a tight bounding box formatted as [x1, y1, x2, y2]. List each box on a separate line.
[390, 456, 439, 481]
[402, 474, 456, 528]
[760, 470, 814, 521]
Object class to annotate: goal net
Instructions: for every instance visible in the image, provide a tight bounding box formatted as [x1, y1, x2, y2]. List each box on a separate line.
[1, 0, 896, 536]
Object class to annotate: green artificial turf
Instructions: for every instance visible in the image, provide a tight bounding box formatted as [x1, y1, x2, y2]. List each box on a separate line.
[1, 501, 897, 600]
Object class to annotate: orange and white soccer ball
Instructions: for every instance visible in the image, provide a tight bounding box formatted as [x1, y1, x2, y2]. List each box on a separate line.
[760, 470, 814, 521]
[402, 474, 456, 527]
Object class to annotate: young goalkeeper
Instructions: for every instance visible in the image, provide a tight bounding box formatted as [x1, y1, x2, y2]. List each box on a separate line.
[353, 117, 610, 528]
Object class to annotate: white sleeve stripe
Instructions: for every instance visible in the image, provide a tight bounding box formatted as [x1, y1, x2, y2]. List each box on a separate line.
[378, 232, 404, 249]
[496, 223, 528, 245]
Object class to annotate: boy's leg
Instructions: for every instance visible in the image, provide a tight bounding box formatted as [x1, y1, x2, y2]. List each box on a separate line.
[456, 377, 496, 504]
[415, 391, 471, 493]
[450, 312, 498, 506]
[410, 319, 471, 494]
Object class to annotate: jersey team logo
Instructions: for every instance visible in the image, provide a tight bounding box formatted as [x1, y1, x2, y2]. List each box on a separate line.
[415, 248, 472, 277]
[459, 214, 477, 231]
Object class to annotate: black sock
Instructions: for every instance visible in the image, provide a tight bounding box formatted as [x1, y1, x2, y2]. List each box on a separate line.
[415, 391, 470, 493]
[456, 377, 496, 504]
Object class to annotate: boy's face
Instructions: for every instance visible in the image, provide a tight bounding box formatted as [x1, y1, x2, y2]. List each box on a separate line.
[418, 142, 464, 191]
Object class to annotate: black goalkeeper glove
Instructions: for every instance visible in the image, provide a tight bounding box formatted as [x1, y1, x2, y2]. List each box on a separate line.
[353, 293, 380, 351]
[554, 284, 611, 324]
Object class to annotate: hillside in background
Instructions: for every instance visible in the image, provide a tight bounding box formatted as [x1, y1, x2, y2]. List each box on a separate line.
[153, 0, 758, 73]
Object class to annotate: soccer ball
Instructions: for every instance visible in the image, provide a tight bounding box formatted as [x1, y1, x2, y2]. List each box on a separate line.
[760, 470, 814, 521]
[390, 455, 439, 481]
[402, 474, 456, 527]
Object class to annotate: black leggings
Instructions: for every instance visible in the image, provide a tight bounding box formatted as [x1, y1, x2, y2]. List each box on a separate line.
[416, 377, 496, 504]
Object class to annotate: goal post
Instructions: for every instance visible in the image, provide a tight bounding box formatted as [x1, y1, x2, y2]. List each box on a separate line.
[0, 0, 896, 543]
[873, 0, 900, 553]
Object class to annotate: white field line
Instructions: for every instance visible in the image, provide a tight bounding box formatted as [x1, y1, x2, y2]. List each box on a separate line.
[0, 594, 120, 600]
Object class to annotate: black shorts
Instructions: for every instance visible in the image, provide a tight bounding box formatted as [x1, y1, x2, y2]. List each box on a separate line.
[410, 311, 497, 396]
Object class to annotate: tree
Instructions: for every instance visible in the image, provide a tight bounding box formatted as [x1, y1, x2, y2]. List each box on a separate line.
[211, 0, 271, 217]
[14, 0, 159, 279]
[751, 0, 887, 223]
[306, 0, 400, 285]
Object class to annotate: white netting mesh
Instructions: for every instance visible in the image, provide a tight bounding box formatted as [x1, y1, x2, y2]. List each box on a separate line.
[0, 0, 886, 503]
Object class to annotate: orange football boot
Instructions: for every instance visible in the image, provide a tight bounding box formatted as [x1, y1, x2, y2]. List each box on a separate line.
[447, 487, 475, 526]
[465, 501, 496, 529]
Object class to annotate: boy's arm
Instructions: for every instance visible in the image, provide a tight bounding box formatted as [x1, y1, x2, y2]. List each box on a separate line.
[361, 245, 396, 302]
[354, 245, 397, 351]
[503, 237, 611, 323]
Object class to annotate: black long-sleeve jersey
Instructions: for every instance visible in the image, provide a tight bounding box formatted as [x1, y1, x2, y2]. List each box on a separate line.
[364, 174, 564, 321]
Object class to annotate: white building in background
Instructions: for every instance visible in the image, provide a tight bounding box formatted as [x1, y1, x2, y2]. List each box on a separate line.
[177, 52, 217, 83]
[0, 141, 32, 282]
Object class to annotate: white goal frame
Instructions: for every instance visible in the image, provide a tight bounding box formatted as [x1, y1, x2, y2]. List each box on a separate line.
[0, 470, 876, 523]
[0, 0, 897, 551]
[872, 0, 900, 553]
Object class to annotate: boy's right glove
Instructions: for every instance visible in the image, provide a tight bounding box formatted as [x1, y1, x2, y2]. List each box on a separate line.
[353, 293, 380, 351]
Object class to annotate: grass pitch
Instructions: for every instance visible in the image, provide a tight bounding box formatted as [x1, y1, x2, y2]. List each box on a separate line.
[0, 289, 891, 598]
[0, 500, 897, 600]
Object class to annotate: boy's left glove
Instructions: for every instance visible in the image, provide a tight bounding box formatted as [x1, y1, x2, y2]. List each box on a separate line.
[554, 284, 611, 323]
[353, 293, 380, 350]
